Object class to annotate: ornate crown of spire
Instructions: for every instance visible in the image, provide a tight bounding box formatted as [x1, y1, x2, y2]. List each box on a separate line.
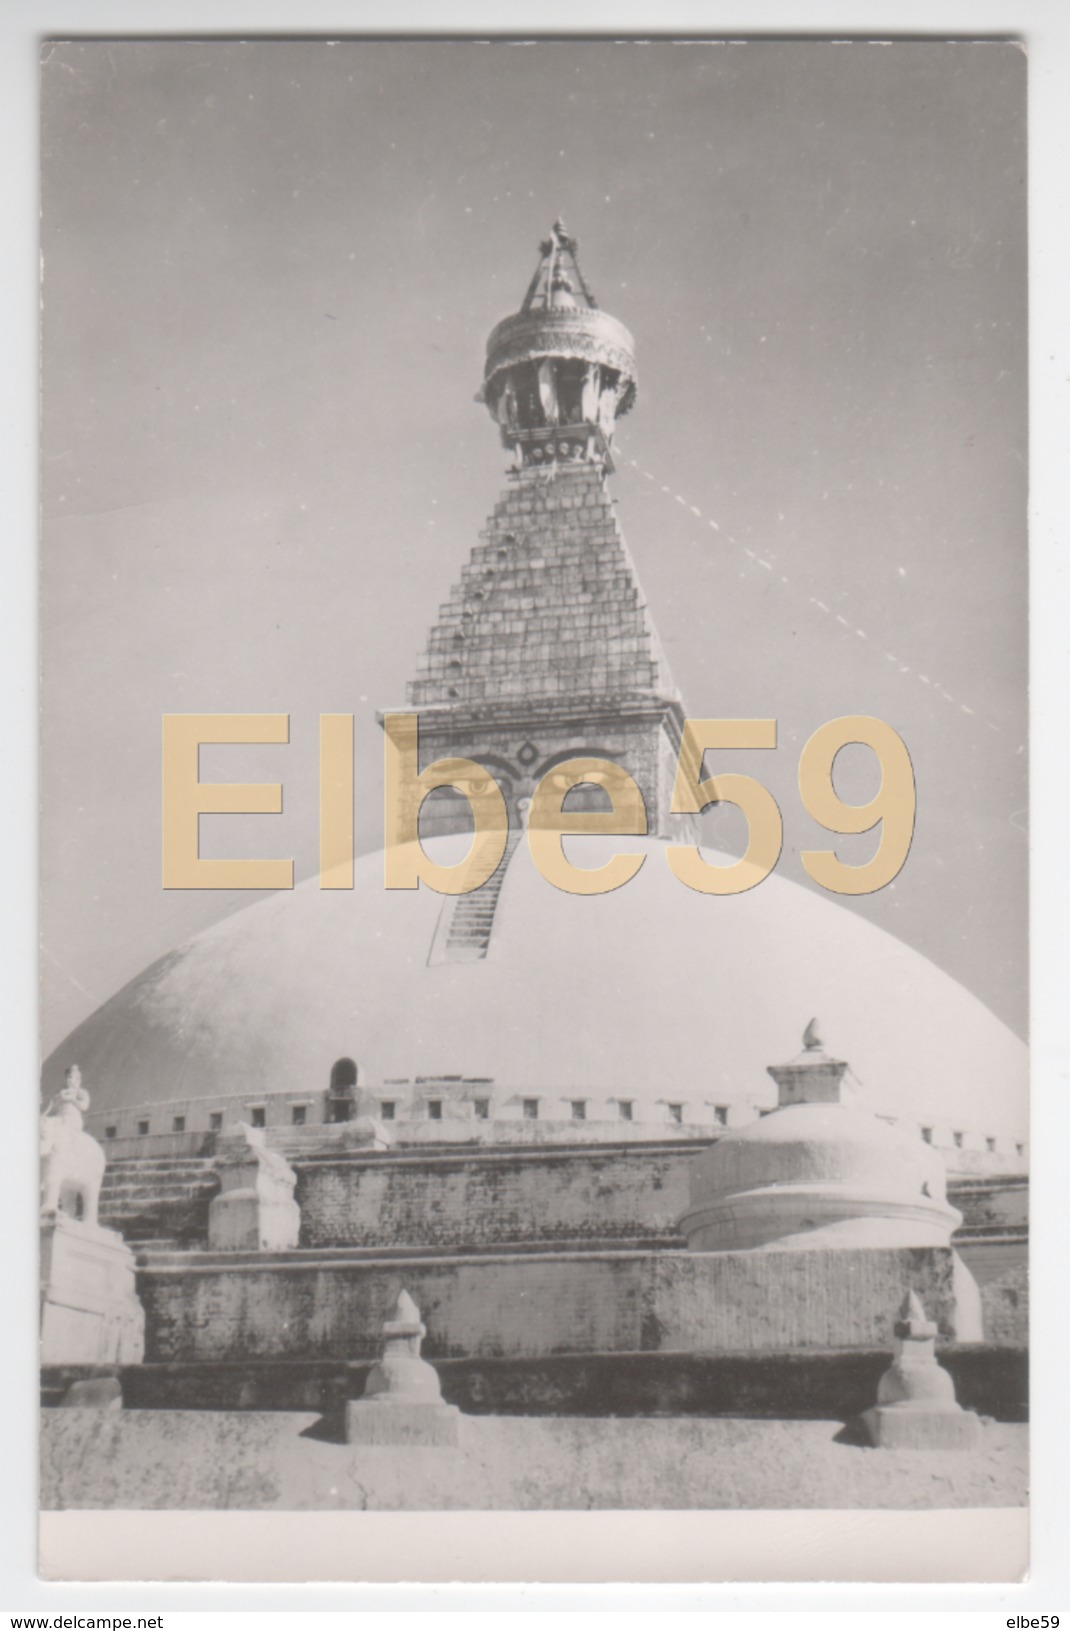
[478, 222, 638, 470]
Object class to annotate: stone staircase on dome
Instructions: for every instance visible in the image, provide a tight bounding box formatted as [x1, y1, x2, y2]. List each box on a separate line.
[430, 830, 524, 964]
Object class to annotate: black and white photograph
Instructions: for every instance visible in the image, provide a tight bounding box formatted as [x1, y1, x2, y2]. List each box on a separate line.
[36, 35, 1030, 1583]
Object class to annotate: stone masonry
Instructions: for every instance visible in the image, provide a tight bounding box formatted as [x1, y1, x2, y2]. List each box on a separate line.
[137, 1244, 981, 1364]
[405, 461, 690, 841]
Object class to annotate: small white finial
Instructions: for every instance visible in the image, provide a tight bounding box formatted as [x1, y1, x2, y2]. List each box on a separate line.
[894, 1289, 936, 1337]
[393, 1288, 421, 1326]
[802, 1018, 823, 1051]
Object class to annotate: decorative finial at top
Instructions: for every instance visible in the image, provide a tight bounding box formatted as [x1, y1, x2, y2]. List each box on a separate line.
[767, 1021, 849, 1107]
[542, 217, 574, 255]
[391, 1288, 422, 1330]
[894, 1289, 937, 1339]
[480, 223, 637, 472]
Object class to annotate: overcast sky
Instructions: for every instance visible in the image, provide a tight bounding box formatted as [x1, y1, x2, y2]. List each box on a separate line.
[40, 38, 1027, 1052]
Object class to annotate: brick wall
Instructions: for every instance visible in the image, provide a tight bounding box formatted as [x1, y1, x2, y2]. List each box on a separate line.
[137, 1245, 986, 1364]
[294, 1142, 699, 1250]
[404, 461, 688, 841]
[98, 1138, 1028, 1257]
[410, 465, 673, 712]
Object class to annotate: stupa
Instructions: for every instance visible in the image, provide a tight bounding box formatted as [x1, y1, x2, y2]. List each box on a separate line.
[40, 224, 1025, 1505]
[679, 1019, 968, 1253]
[40, 223, 1028, 1173]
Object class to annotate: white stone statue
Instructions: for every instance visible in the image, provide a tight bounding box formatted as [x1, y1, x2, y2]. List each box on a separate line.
[40, 1064, 106, 1226]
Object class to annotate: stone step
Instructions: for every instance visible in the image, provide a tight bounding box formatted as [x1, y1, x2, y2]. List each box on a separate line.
[102, 1180, 218, 1200]
[102, 1201, 215, 1223]
[102, 1192, 216, 1211]
[101, 1183, 218, 1200]
[104, 1151, 215, 1162]
[103, 1171, 215, 1187]
[100, 1178, 213, 1194]
[103, 1155, 216, 1167]
[102, 1162, 216, 1178]
[101, 1178, 212, 1191]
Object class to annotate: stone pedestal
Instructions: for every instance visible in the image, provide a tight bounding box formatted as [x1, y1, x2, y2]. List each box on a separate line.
[861, 1292, 982, 1450]
[58, 1375, 124, 1411]
[345, 1290, 461, 1447]
[345, 1398, 462, 1447]
[862, 1406, 982, 1450]
[40, 1212, 144, 1366]
[208, 1124, 300, 1251]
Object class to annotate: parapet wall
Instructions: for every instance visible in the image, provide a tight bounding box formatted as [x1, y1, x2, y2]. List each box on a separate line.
[100, 1141, 1029, 1258]
[138, 1244, 982, 1364]
[294, 1141, 697, 1251]
[293, 1147, 1028, 1255]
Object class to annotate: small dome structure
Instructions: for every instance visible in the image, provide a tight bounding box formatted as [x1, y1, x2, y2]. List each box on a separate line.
[679, 1021, 965, 1252]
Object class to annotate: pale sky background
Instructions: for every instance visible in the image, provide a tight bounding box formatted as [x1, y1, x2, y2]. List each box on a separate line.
[40, 38, 1027, 1053]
